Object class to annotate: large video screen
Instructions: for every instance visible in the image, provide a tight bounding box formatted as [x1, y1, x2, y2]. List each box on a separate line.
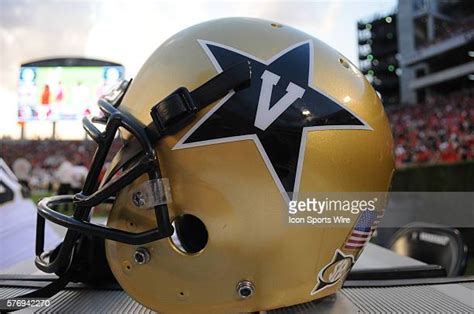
[18, 65, 124, 121]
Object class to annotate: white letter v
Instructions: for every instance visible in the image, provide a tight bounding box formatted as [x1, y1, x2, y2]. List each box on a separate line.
[254, 70, 306, 131]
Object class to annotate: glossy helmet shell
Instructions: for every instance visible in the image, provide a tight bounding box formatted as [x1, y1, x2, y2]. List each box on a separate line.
[105, 17, 394, 313]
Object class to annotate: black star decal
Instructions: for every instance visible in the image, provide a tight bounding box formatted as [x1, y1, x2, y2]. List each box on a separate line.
[174, 40, 371, 200]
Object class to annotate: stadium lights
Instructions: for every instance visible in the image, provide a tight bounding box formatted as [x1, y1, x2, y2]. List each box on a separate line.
[468, 51, 474, 57]
[385, 16, 392, 23]
[388, 65, 395, 72]
[468, 74, 474, 81]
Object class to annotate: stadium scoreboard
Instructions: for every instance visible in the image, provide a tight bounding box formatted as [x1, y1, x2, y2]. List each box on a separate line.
[18, 58, 124, 122]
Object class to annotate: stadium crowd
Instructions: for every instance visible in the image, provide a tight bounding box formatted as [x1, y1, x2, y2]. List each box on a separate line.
[1, 89, 473, 189]
[388, 89, 474, 168]
[1, 140, 120, 191]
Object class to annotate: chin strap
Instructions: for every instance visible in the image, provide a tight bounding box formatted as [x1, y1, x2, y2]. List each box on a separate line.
[17, 269, 75, 299]
[5, 234, 116, 312]
[7, 61, 251, 308]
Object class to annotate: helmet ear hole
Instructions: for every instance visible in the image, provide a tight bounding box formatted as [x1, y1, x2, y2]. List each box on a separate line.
[170, 214, 208, 254]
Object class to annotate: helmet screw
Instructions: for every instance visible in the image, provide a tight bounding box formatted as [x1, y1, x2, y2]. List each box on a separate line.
[134, 247, 151, 265]
[132, 191, 145, 207]
[236, 280, 255, 299]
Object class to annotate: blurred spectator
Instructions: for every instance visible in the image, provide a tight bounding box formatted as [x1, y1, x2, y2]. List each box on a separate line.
[56, 160, 74, 210]
[12, 157, 31, 192]
[71, 162, 88, 194]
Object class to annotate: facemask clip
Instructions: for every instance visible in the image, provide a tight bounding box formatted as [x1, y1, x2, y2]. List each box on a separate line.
[131, 178, 172, 208]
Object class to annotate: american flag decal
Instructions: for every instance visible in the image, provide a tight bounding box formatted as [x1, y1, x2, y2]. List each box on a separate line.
[345, 209, 384, 249]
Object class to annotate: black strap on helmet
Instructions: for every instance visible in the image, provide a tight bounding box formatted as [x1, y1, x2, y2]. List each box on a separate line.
[147, 60, 251, 139]
[7, 61, 251, 305]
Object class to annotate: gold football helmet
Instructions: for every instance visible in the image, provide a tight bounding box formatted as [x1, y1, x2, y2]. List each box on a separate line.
[34, 17, 394, 313]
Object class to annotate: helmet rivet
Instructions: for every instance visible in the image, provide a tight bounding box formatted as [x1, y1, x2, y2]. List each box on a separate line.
[132, 191, 145, 207]
[236, 280, 255, 299]
[134, 247, 151, 265]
